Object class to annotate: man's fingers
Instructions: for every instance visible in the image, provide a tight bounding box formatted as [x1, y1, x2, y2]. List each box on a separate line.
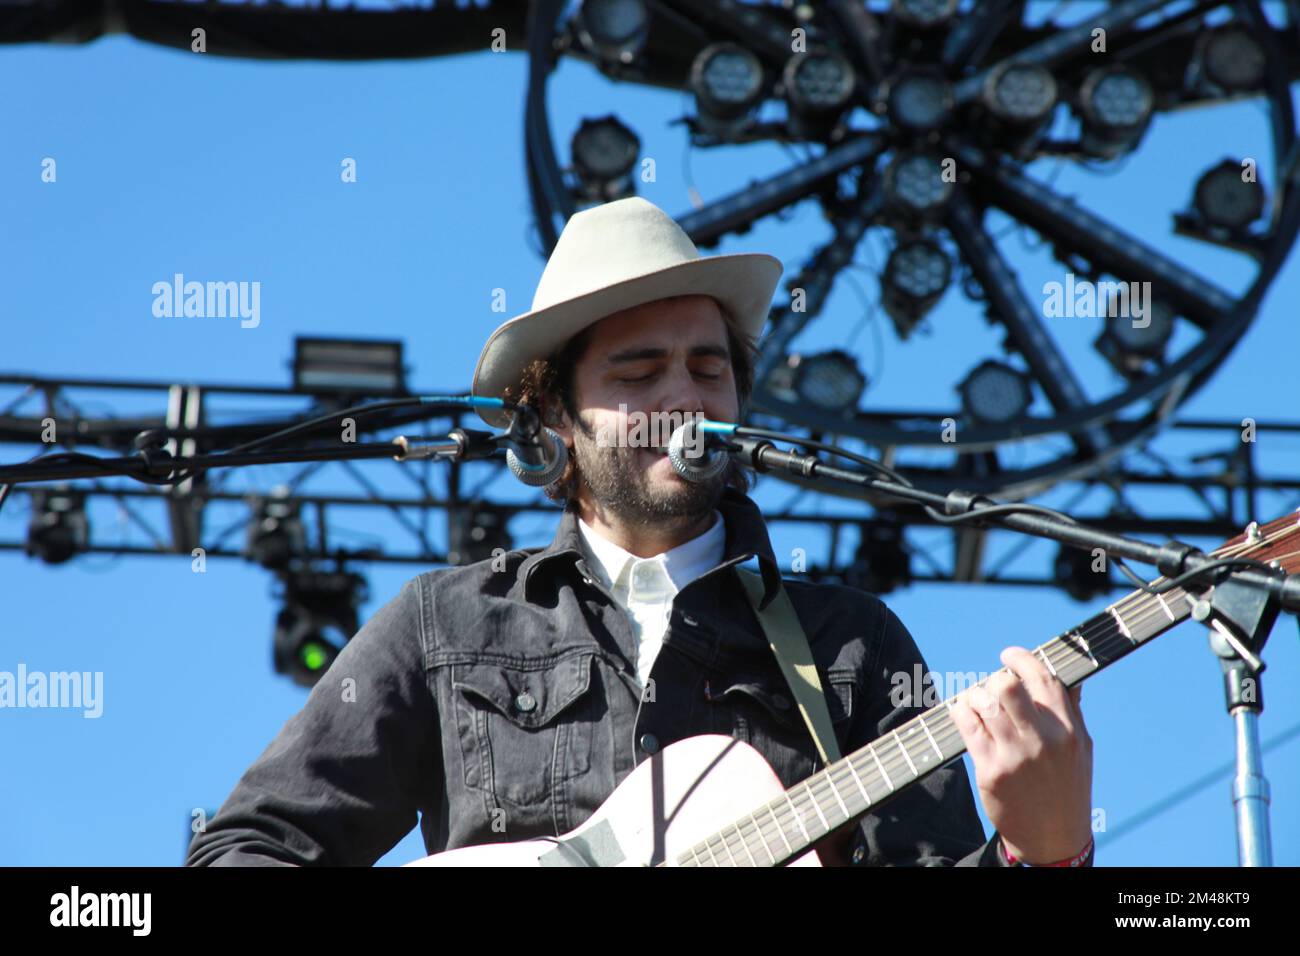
[947, 696, 995, 765]
[1001, 646, 1075, 724]
[1001, 647, 1062, 701]
[987, 668, 1039, 737]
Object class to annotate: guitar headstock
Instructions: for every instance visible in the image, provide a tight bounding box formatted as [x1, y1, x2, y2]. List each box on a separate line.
[1213, 509, 1300, 573]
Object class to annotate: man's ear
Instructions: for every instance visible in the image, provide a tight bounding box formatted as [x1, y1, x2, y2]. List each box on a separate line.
[542, 397, 573, 446]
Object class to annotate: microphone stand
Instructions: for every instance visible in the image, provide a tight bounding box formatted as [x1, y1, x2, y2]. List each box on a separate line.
[728, 433, 1300, 866]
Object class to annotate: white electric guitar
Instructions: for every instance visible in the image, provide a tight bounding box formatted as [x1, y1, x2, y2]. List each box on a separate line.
[407, 513, 1300, 867]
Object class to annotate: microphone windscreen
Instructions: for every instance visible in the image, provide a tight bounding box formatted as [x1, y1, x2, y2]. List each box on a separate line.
[667, 420, 728, 483]
[507, 427, 568, 487]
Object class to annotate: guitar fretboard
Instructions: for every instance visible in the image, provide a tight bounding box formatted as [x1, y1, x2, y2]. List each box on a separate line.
[677, 576, 1200, 867]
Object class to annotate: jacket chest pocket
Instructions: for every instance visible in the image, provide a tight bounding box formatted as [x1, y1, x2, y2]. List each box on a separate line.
[707, 667, 856, 774]
[451, 653, 597, 807]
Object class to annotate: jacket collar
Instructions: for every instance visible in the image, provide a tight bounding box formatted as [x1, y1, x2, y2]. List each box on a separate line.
[520, 486, 784, 608]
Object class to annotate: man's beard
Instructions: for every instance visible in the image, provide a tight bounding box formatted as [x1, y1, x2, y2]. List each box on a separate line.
[571, 414, 725, 528]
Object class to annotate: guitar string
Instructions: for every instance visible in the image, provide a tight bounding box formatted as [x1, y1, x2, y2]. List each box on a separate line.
[684, 534, 1297, 866]
[743, 537, 1300, 867]
[693, 581, 1191, 866]
[732, 536, 1300, 865]
[686, 587, 1184, 866]
[684, 532, 1298, 866]
[796, 538, 1300, 843]
[700, 603, 1168, 866]
[693, 588, 1190, 867]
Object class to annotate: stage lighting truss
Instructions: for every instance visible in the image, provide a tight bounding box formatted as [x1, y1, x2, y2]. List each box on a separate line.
[527, 0, 1300, 499]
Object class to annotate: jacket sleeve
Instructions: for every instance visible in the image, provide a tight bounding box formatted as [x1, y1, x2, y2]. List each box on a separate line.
[845, 602, 1017, 867]
[185, 577, 440, 866]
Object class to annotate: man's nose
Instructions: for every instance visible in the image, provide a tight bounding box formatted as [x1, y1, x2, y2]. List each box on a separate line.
[658, 363, 705, 416]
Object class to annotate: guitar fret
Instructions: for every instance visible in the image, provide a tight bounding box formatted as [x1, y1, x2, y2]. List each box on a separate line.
[804, 780, 831, 832]
[870, 744, 895, 790]
[824, 771, 850, 819]
[767, 806, 795, 857]
[737, 828, 758, 867]
[784, 792, 812, 843]
[894, 731, 918, 777]
[1069, 629, 1098, 668]
[719, 828, 740, 867]
[908, 724, 935, 769]
[919, 714, 944, 760]
[1109, 606, 1136, 645]
[749, 813, 777, 866]
[1035, 646, 1058, 678]
[1155, 591, 1176, 621]
[845, 754, 871, 803]
[707, 837, 725, 867]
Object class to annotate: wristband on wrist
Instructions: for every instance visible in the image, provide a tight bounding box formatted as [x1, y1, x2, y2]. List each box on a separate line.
[999, 835, 1094, 867]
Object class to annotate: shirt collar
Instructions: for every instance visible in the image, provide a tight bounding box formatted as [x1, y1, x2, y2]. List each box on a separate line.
[576, 509, 725, 596]
[520, 485, 784, 608]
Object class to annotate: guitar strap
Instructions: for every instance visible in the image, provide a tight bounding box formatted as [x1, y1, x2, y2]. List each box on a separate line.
[735, 567, 843, 767]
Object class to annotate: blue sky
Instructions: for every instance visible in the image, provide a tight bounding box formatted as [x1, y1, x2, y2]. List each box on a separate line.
[2, 25, 1298, 866]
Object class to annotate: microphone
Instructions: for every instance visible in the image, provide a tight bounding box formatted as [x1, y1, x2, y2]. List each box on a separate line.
[667, 419, 733, 483]
[503, 407, 569, 487]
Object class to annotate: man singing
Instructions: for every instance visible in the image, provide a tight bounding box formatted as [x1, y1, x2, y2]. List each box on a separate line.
[187, 197, 1094, 867]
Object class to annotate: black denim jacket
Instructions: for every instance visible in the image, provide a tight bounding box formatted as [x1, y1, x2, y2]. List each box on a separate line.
[186, 487, 1036, 867]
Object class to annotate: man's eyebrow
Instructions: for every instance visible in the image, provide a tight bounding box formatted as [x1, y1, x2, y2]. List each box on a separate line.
[604, 344, 730, 364]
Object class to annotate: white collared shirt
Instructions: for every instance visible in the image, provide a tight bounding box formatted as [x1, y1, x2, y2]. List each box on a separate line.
[576, 510, 725, 686]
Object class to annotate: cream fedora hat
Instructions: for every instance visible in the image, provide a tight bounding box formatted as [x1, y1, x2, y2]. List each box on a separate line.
[470, 196, 783, 428]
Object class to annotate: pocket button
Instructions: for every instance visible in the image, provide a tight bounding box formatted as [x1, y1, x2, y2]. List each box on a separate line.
[514, 691, 537, 714]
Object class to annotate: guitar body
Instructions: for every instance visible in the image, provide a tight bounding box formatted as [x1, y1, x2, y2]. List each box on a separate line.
[405, 734, 821, 867]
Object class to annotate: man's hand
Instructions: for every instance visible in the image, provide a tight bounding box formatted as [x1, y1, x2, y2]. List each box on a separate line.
[949, 646, 1093, 865]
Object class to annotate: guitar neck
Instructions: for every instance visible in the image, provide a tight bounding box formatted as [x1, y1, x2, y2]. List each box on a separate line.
[677, 575, 1202, 867]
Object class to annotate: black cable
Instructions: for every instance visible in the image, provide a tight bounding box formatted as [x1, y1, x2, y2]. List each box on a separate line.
[0, 397, 521, 516]
[1112, 554, 1280, 597]
[0, 451, 142, 516]
[130, 396, 438, 489]
[921, 500, 1083, 526]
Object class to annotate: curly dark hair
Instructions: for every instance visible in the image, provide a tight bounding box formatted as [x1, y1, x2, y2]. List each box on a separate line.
[500, 295, 759, 502]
